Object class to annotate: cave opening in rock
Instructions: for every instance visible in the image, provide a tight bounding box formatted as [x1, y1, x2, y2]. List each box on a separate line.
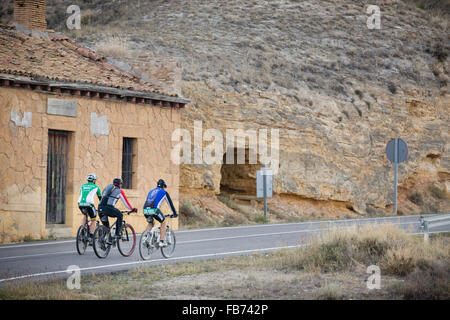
[220, 147, 262, 196]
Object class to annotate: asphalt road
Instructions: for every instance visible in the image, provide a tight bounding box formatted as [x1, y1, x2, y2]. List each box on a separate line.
[0, 214, 447, 285]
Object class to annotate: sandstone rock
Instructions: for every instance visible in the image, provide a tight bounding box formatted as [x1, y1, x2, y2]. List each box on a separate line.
[178, 80, 449, 214]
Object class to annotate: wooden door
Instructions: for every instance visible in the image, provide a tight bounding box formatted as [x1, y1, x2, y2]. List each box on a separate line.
[46, 130, 69, 224]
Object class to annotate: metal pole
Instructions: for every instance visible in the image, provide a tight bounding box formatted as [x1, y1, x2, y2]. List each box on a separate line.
[394, 138, 398, 214]
[263, 164, 267, 219]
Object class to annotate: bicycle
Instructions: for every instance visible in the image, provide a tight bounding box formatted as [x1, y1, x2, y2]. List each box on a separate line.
[76, 207, 99, 255]
[92, 210, 136, 259]
[139, 214, 176, 260]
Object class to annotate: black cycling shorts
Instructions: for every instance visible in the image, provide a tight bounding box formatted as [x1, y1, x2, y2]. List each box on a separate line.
[79, 206, 96, 219]
[144, 208, 165, 224]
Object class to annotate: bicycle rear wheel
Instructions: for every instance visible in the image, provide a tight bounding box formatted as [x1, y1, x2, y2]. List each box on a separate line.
[93, 225, 111, 258]
[161, 228, 176, 258]
[117, 223, 136, 257]
[139, 230, 157, 260]
[76, 225, 88, 255]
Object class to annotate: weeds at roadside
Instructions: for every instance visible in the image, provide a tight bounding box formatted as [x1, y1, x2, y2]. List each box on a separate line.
[428, 184, 447, 200]
[253, 215, 270, 224]
[315, 283, 342, 300]
[389, 260, 450, 299]
[408, 192, 424, 206]
[22, 234, 34, 242]
[1, 227, 448, 300]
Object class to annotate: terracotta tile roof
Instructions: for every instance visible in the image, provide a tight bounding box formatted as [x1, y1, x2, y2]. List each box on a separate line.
[0, 24, 179, 98]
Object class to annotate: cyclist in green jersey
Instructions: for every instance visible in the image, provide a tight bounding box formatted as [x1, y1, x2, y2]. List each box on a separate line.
[78, 173, 102, 241]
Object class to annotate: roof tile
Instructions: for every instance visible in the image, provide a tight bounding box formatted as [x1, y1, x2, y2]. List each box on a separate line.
[0, 25, 178, 97]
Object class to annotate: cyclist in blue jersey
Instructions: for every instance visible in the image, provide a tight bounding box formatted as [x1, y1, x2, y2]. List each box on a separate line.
[143, 179, 178, 247]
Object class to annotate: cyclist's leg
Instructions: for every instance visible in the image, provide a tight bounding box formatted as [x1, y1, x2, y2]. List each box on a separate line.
[98, 206, 110, 229]
[79, 206, 89, 227]
[154, 209, 167, 241]
[145, 213, 154, 231]
[104, 207, 123, 237]
[88, 206, 97, 235]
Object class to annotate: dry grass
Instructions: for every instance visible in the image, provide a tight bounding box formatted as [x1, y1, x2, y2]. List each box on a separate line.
[389, 261, 450, 299]
[1, 226, 447, 300]
[315, 283, 343, 300]
[94, 36, 132, 59]
[0, 279, 96, 300]
[269, 224, 449, 277]
[179, 198, 218, 229]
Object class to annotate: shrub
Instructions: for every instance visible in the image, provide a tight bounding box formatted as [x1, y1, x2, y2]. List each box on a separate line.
[289, 224, 407, 272]
[280, 224, 449, 276]
[316, 283, 343, 300]
[428, 184, 447, 199]
[308, 239, 351, 272]
[253, 215, 269, 224]
[23, 234, 34, 242]
[431, 43, 448, 62]
[179, 199, 209, 226]
[217, 196, 241, 212]
[381, 248, 416, 276]
[354, 89, 364, 99]
[387, 82, 397, 94]
[222, 213, 246, 227]
[408, 192, 424, 205]
[94, 36, 131, 58]
[390, 261, 450, 299]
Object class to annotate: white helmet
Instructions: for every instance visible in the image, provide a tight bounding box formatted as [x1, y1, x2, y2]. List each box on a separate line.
[86, 173, 97, 182]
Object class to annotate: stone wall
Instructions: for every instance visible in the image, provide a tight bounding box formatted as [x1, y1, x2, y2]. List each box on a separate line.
[0, 87, 181, 243]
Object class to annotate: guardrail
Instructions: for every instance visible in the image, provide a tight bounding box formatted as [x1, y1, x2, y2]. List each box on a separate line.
[419, 213, 450, 242]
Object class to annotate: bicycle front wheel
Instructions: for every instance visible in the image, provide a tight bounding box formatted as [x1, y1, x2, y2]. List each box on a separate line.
[117, 223, 136, 257]
[93, 225, 111, 259]
[139, 230, 156, 260]
[76, 225, 88, 255]
[161, 228, 176, 258]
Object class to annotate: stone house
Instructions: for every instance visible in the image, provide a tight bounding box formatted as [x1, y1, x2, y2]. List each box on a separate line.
[0, 0, 188, 243]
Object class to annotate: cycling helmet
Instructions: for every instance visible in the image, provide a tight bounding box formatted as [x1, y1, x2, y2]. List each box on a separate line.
[157, 179, 167, 188]
[113, 178, 123, 187]
[86, 173, 97, 182]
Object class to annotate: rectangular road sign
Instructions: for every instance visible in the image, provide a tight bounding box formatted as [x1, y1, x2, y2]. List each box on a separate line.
[257, 168, 273, 198]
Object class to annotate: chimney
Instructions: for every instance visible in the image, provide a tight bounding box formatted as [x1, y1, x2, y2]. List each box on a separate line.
[13, 0, 47, 31]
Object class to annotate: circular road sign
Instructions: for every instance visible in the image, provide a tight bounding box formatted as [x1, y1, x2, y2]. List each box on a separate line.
[386, 138, 408, 163]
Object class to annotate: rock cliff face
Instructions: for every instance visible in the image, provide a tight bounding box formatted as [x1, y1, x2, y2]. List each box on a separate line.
[156, 0, 448, 215]
[180, 76, 449, 215]
[3, 0, 447, 217]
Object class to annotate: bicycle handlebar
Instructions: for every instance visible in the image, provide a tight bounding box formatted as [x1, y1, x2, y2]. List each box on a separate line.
[164, 214, 178, 218]
[120, 210, 136, 214]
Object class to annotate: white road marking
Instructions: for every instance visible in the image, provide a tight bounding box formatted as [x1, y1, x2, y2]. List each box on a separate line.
[0, 245, 305, 283]
[179, 221, 417, 244]
[0, 251, 77, 261]
[0, 215, 426, 250]
[0, 221, 418, 260]
[0, 220, 446, 283]
[175, 214, 426, 233]
[0, 240, 74, 250]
